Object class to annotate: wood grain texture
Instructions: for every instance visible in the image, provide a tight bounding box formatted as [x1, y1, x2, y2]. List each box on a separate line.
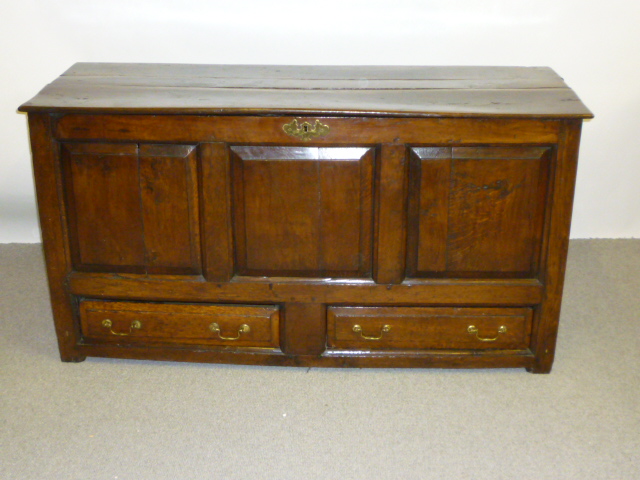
[281, 303, 327, 355]
[61, 142, 201, 274]
[54, 115, 562, 145]
[199, 143, 234, 281]
[231, 146, 374, 278]
[59, 63, 567, 83]
[21, 65, 590, 372]
[139, 144, 200, 272]
[447, 147, 549, 274]
[528, 121, 583, 373]
[52, 75, 568, 91]
[19, 64, 593, 118]
[80, 300, 279, 348]
[407, 146, 550, 278]
[28, 114, 84, 362]
[68, 272, 543, 305]
[374, 144, 408, 284]
[73, 342, 535, 369]
[62, 143, 145, 269]
[327, 306, 532, 351]
[407, 147, 451, 275]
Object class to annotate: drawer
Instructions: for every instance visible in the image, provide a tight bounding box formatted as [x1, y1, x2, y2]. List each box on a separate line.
[79, 300, 279, 348]
[327, 306, 532, 351]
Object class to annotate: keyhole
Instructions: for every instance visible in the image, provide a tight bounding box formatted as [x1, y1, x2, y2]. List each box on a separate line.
[303, 125, 309, 132]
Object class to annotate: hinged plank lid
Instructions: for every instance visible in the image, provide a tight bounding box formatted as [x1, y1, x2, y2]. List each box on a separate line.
[18, 63, 593, 118]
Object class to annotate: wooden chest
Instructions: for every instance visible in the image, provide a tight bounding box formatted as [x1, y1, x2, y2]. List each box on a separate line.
[19, 64, 592, 372]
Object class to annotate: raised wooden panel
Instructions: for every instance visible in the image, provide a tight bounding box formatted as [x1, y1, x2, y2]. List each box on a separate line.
[448, 147, 550, 273]
[231, 146, 374, 278]
[139, 144, 200, 273]
[62, 143, 144, 269]
[407, 147, 451, 274]
[62, 143, 201, 274]
[407, 146, 550, 278]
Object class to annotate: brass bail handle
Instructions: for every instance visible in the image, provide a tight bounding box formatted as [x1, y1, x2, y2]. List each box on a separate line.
[209, 323, 250, 341]
[353, 324, 391, 341]
[467, 325, 507, 342]
[102, 318, 142, 336]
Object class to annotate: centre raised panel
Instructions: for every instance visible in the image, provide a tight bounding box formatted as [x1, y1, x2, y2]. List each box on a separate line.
[230, 146, 375, 278]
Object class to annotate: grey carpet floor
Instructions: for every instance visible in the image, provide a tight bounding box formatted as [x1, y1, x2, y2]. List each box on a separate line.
[1, 240, 639, 480]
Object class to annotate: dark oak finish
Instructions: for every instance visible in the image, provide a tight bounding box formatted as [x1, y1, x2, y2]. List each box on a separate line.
[61, 142, 200, 274]
[19, 64, 592, 372]
[62, 143, 144, 270]
[528, 120, 584, 373]
[139, 144, 201, 272]
[80, 300, 279, 348]
[199, 142, 234, 282]
[406, 146, 550, 278]
[281, 303, 327, 355]
[327, 306, 532, 351]
[67, 273, 544, 305]
[20, 64, 592, 118]
[231, 146, 374, 278]
[54, 115, 562, 144]
[374, 144, 408, 284]
[28, 114, 85, 362]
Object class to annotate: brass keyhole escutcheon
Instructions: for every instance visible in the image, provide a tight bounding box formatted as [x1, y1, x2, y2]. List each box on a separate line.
[282, 119, 330, 141]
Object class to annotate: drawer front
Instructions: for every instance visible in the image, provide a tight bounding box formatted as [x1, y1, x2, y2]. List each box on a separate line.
[327, 306, 532, 351]
[80, 300, 279, 348]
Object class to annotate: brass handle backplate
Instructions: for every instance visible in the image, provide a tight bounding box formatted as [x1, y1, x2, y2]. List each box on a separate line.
[101, 318, 142, 336]
[209, 323, 250, 341]
[467, 325, 507, 342]
[282, 119, 330, 141]
[353, 324, 391, 341]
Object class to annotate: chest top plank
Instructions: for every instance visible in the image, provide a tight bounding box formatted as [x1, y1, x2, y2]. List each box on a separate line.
[19, 63, 593, 118]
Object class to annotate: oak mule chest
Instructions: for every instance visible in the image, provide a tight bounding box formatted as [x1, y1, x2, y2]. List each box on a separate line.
[19, 64, 592, 373]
